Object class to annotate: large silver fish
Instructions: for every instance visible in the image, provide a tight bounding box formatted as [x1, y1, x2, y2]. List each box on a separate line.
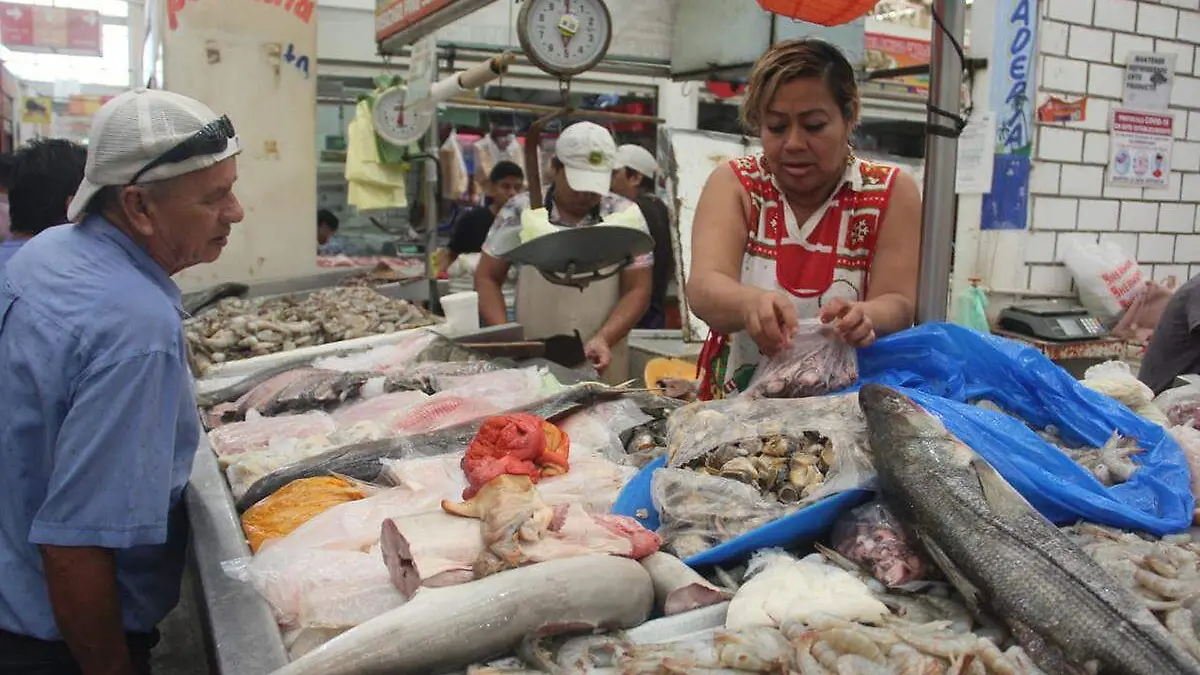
[271, 555, 654, 675]
[858, 384, 1200, 675]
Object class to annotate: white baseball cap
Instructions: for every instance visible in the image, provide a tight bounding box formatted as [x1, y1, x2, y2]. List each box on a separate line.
[67, 88, 242, 222]
[554, 121, 616, 196]
[614, 144, 658, 180]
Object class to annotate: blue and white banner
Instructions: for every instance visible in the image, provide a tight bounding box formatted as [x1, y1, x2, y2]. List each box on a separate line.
[980, 0, 1037, 231]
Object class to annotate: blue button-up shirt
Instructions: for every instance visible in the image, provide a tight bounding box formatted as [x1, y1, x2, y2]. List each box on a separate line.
[0, 238, 24, 273]
[0, 215, 200, 640]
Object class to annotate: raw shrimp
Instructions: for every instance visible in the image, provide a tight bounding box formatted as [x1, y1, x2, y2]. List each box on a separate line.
[715, 627, 793, 672]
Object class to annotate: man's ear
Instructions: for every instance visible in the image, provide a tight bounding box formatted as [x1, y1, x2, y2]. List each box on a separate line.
[119, 186, 156, 237]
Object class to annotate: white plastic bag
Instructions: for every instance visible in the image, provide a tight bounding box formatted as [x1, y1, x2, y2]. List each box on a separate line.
[744, 319, 858, 399]
[1060, 240, 1147, 322]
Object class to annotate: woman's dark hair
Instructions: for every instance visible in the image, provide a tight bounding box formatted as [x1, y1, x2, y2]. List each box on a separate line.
[317, 209, 339, 231]
[489, 160, 524, 184]
[740, 38, 859, 132]
[624, 168, 655, 193]
[10, 139, 86, 235]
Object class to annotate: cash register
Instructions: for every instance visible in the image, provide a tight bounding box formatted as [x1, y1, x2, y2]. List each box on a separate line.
[997, 301, 1108, 342]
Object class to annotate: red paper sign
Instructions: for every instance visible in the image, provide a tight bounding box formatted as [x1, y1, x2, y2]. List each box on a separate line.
[376, 0, 454, 43]
[0, 2, 101, 57]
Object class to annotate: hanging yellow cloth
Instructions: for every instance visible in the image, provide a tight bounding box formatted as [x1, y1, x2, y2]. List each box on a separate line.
[345, 99, 408, 211]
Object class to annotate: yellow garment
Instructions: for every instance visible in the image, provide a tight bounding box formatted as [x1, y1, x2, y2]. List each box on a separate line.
[600, 204, 650, 232]
[519, 207, 565, 244]
[241, 476, 367, 553]
[345, 99, 408, 210]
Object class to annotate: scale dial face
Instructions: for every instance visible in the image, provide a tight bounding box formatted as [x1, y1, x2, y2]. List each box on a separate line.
[372, 85, 432, 147]
[517, 0, 613, 77]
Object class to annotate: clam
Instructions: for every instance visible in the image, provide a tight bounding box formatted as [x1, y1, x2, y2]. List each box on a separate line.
[819, 442, 836, 469]
[761, 434, 792, 457]
[719, 456, 759, 484]
[752, 455, 789, 491]
[708, 442, 748, 469]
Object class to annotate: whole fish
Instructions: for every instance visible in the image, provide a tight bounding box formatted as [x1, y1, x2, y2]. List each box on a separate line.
[235, 382, 622, 512]
[858, 384, 1200, 675]
[270, 555, 654, 675]
[195, 360, 313, 409]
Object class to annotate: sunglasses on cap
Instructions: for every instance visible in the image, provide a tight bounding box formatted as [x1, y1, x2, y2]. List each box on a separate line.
[128, 115, 236, 185]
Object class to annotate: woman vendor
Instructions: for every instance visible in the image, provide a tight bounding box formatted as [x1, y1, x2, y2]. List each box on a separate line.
[686, 38, 922, 400]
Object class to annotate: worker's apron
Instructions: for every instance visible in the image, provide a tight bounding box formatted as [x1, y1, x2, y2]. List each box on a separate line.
[515, 266, 629, 385]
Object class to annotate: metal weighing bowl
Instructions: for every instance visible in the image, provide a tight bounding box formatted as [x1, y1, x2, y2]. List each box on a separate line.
[504, 226, 655, 288]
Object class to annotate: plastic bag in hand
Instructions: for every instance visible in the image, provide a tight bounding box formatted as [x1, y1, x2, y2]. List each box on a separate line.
[744, 319, 858, 399]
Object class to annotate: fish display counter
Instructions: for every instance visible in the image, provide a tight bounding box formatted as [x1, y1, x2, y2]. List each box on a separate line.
[181, 317, 1200, 674]
[186, 321, 527, 674]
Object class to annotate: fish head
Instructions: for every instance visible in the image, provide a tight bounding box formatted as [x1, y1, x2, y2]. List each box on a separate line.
[858, 384, 972, 471]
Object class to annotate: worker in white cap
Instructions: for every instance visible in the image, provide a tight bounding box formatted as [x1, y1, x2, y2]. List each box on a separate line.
[476, 121, 652, 382]
[0, 88, 242, 674]
[611, 144, 675, 330]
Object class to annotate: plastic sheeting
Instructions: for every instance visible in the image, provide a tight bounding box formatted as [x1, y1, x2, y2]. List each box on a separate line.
[615, 323, 1194, 567]
[856, 323, 1193, 535]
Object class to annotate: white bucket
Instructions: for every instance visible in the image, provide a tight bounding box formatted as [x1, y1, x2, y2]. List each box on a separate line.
[440, 291, 480, 335]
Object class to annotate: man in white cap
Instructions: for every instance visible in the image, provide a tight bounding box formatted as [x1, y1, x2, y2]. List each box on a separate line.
[0, 88, 242, 674]
[475, 121, 651, 380]
[611, 143, 675, 330]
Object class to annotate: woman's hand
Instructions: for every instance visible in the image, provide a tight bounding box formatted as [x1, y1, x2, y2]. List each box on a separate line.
[819, 297, 877, 348]
[743, 290, 799, 357]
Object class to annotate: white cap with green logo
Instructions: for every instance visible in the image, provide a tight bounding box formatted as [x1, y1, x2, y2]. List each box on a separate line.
[554, 121, 616, 196]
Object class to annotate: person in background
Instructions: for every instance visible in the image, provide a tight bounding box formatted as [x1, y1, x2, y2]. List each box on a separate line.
[0, 152, 14, 242]
[475, 121, 652, 380]
[472, 121, 525, 200]
[0, 139, 88, 272]
[0, 89, 243, 675]
[438, 160, 524, 277]
[317, 208, 347, 256]
[611, 143, 674, 329]
[685, 38, 922, 400]
[1139, 275, 1200, 394]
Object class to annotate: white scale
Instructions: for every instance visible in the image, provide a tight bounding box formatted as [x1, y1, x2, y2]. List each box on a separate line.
[517, 0, 613, 78]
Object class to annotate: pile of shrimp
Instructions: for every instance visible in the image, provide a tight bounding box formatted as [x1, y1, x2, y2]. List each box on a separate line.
[509, 612, 1040, 674]
[1064, 522, 1200, 662]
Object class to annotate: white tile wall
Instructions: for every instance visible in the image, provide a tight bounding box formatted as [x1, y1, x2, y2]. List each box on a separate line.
[1020, 0, 1200, 291]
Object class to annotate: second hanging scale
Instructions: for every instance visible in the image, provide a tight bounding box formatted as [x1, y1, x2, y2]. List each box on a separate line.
[508, 0, 654, 289]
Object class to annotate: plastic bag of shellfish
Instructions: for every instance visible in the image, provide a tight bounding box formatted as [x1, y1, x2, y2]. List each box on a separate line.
[743, 319, 858, 399]
[830, 500, 930, 588]
[664, 394, 873, 499]
[651, 467, 786, 560]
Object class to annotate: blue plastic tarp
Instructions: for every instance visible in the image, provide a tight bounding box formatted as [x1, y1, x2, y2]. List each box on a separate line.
[855, 323, 1193, 535]
[612, 322, 1194, 567]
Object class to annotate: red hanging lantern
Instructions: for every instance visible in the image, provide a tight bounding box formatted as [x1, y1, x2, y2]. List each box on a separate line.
[756, 0, 880, 27]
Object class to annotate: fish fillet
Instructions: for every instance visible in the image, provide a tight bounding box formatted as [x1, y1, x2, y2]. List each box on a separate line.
[208, 411, 336, 461]
[272, 555, 654, 675]
[332, 390, 429, 429]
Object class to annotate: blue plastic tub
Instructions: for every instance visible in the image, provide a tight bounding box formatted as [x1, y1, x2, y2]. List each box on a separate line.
[612, 455, 873, 567]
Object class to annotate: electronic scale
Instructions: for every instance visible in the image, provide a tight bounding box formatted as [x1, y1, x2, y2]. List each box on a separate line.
[997, 301, 1108, 342]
